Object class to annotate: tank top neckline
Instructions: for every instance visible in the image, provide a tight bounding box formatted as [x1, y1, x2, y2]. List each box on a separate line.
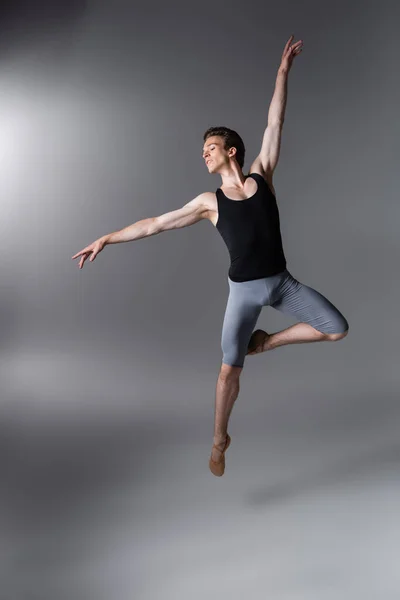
[218, 173, 260, 203]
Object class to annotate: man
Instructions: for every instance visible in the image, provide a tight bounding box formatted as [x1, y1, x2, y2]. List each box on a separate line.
[72, 36, 349, 477]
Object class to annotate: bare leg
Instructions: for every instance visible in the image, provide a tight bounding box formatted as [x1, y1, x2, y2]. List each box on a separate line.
[211, 363, 242, 462]
[247, 323, 348, 355]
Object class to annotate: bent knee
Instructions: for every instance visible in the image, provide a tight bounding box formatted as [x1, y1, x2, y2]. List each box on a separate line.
[325, 327, 349, 341]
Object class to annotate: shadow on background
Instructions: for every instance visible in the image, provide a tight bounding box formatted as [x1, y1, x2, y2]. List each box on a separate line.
[248, 437, 400, 508]
[0, 0, 87, 25]
[0, 0, 87, 54]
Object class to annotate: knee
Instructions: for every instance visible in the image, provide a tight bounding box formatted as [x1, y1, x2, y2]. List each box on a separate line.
[221, 344, 245, 373]
[325, 327, 349, 342]
[219, 363, 243, 382]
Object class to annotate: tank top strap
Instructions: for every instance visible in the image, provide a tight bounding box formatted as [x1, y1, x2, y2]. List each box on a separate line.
[247, 172, 264, 183]
[215, 187, 225, 200]
[248, 172, 275, 198]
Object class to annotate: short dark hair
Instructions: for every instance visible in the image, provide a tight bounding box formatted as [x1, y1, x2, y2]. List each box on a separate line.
[203, 126, 245, 169]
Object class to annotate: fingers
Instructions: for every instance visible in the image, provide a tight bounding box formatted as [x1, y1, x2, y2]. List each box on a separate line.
[79, 253, 89, 269]
[283, 35, 294, 54]
[72, 247, 90, 259]
[284, 36, 303, 56]
[72, 241, 103, 268]
[72, 243, 94, 267]
[291, 39, 303, 52]
[283, 38, 303, 64]
[72, 247, 92, 269]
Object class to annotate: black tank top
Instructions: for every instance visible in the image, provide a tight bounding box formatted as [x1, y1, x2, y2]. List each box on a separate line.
[216, 172, 287, 282]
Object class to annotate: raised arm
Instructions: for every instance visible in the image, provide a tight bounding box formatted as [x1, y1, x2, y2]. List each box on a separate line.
[72, 193, 211, 269]
[251, 35, 303, 178]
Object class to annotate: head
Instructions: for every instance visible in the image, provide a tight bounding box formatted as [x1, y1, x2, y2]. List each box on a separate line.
[202, 126, 245, 174]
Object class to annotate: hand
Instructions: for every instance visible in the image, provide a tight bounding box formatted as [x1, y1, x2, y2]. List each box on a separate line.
[279, 35, 303, 72]
[71, 236, 108, 269]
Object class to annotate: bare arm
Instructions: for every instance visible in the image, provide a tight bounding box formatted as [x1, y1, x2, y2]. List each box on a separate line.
[105, 193, 209, 243]
[268, 68, 289, 126]
[251, 36, 303, 177]
[253, 69, 288, 177]
[104, 217, 156, 245]
[72, 193, 210, 269]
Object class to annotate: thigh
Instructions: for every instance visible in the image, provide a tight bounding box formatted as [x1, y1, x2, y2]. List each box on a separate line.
[271, 271, 349, 334]
[221, 282, 263, 367]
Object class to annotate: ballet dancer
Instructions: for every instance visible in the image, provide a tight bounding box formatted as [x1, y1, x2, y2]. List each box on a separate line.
[72, 36, 349, 476]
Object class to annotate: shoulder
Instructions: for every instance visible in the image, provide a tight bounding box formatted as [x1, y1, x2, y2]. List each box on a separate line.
[248, 158, 277, 197]
[191, 191, 218, 220]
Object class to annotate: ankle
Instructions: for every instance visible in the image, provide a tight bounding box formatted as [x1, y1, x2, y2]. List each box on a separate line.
[213, 432, 227, 444]
[263, 332, 274, 351]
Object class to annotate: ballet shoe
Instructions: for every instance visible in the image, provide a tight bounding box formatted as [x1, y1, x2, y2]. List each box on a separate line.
[209, 433, 231, 477]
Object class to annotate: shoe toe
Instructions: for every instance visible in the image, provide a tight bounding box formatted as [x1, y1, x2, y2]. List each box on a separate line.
[209, 434, 231, 477]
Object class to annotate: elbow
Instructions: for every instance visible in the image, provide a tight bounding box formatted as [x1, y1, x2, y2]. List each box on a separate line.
[148, 216, 161, 236]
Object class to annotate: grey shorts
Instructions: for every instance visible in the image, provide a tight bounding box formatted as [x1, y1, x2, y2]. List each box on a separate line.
[221, 268, 349, 367]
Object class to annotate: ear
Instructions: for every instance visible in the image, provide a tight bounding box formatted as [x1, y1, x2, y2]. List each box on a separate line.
[228, 147, 237, 159]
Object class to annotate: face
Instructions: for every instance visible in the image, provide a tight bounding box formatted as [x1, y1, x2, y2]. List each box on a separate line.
[202, 135, 234, 173]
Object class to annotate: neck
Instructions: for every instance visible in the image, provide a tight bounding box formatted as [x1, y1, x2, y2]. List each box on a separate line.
[219, 163, 246, 189]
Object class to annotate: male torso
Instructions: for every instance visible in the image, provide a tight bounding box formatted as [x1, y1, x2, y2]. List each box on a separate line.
[202, 164, 277, 227]
[202, 161, 286, 282]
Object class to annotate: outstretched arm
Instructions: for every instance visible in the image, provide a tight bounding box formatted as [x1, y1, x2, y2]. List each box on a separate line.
[71, 193, 210, 269]
[104, 193, 210, 242]
[252, 35, 303, 177]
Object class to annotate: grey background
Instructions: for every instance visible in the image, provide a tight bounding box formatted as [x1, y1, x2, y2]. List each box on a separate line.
[1, 1, 399, 598]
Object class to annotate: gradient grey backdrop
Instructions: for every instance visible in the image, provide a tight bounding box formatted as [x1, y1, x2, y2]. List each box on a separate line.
[1, 0, 399, 598]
